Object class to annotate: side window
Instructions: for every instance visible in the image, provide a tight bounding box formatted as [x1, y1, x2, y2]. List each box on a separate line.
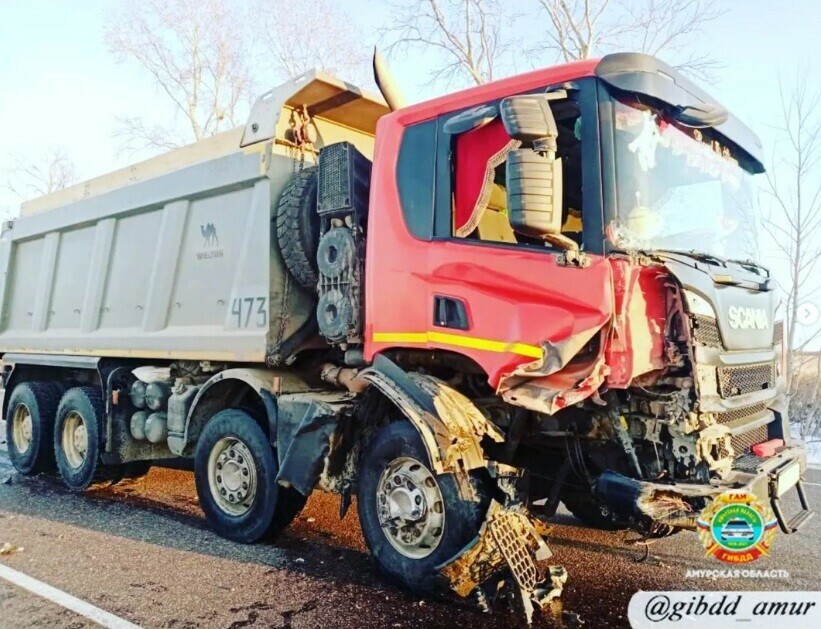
[450, 95, 584, 247]
[396, 119, 437, 240]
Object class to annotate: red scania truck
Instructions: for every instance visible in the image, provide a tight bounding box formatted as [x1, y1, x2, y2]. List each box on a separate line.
[0, 52, 812, 618]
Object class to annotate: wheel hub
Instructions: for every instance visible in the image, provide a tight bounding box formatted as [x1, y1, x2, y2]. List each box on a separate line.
[62, 411, 88, 470]
[11, 404, 33, 455]
[208, 438, 257, 516]
[376, 456, 445, 559]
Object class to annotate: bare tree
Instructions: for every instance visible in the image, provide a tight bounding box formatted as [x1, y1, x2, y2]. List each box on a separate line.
[257, 0, 370, 85]
[6, 150, 77, 200]
[763, 72, 821, 440]
[105, 0, 254, 151]
[383, 0, 511, 87]
[534, 0, 724, 80]
[384, 0, 723, 88]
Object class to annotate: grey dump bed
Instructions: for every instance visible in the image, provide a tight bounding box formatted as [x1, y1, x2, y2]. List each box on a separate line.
[0, 71, 387, 364]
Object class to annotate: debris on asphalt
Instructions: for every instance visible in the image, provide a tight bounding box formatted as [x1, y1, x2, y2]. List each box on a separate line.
[562, 610, 586, 626]
[0, 542, 24, 555]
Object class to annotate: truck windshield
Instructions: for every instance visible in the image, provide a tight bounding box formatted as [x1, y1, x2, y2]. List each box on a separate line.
[609, 98, 761, 263]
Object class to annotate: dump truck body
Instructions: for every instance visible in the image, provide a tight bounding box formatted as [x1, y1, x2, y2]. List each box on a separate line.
[0, 71, 387, 364]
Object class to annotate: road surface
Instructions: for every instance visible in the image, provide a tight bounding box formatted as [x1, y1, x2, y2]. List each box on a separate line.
[1, 418, 819, 628]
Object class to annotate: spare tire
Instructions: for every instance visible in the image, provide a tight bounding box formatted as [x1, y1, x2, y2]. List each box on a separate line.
[275, 167, 320, 290]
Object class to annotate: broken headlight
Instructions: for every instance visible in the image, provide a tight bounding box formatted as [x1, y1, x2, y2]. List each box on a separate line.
[683, 289, 716, 319]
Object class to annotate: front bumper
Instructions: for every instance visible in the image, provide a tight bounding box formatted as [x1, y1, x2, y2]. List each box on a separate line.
[594, 443, 814, 533]
[725, 443, 815, 533]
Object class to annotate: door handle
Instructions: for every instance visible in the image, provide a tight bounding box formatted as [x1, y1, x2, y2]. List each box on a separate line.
[433, 296, 469, 330]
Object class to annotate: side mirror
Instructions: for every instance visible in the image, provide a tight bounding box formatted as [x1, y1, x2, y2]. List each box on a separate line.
[502, 93, 576, 250]
[506, 149, 573, 249]
[443, 104, 498, 135]
[500, 93, 561, 151]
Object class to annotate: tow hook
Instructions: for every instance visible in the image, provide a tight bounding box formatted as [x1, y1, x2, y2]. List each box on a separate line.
[437, 500, 567, 624]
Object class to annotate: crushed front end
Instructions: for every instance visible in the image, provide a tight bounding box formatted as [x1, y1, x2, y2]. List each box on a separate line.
[588, 253, 813, 535]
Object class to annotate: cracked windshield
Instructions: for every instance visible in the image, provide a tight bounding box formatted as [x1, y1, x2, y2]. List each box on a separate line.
[611, 98, 761, 263]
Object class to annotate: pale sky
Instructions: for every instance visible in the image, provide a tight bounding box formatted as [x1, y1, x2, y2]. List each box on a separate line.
[1, 0, 819, 339]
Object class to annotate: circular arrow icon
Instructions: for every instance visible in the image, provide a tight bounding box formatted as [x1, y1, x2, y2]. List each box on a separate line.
[797, 302, 819, 326]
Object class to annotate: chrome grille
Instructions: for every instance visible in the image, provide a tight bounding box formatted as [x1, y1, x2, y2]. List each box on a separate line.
[691, 315, 722, 348]
[716, 402, 767, 426]
[718, 362, 775, 398]
[731, 425, 768, 455]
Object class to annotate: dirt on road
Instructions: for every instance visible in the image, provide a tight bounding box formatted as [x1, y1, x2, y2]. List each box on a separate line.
[1, 422, 819, 628]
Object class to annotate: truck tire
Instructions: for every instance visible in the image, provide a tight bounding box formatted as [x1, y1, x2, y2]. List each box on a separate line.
[275, 167, 320, 290]
[194, 409, 306, 543]
[53, 387, 118, 491]
[5, 382, 61, 475]
[561, 490, 628, 531]
[109, 461, 153, 486]
[357, 421, 488, 592]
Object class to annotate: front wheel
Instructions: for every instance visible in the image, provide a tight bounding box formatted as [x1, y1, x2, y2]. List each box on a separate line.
[194, 409, 305, 543]
[357, 421, 488, 592]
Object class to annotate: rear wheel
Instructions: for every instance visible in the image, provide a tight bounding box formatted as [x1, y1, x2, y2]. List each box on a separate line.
[108, 461, 153, 486]
[53, 387, 116, 491]
[357, 421, 488, 592]
[5, 382, 61, 475]
[194, 409, 306, 543]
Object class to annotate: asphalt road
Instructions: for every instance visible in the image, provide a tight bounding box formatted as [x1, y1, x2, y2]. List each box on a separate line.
[1, 418, 820, 629]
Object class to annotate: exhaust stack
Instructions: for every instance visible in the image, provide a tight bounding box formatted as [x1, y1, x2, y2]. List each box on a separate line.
[372, 48, 406, 111]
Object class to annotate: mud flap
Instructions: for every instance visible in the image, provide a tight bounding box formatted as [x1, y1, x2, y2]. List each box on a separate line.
[437, 500, 567, 624]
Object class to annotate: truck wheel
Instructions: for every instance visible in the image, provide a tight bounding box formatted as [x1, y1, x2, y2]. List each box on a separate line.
[53, 387, 114, 491]
[109, 461, 153, 486]
[5, 382, 61, 475]
[275, 167, 319, 290]
[194, 409, 306, 543]
[357, 421, 488, 592]
[561, 490, 628, 531]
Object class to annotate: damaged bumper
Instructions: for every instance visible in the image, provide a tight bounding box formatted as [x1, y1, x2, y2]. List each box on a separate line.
[437, 500, 566, 623]
[594, 444, 814, 533]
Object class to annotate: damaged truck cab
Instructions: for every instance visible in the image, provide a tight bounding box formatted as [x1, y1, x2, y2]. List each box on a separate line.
[0, 52, 811, 621]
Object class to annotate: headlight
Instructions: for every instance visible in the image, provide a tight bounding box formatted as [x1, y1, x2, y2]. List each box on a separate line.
[683, 290, 716, 318]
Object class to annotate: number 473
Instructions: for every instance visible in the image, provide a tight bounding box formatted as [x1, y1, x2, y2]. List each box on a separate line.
[231, 297, 267, 328]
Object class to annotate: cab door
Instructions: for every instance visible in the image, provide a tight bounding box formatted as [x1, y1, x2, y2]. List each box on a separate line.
[425, 80, 613, 387]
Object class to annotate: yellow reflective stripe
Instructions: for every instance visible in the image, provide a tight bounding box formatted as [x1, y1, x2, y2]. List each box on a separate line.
[372, 331, 542, 358]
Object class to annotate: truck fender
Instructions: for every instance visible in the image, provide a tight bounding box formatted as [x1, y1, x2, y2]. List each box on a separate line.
[174, 368, 279, 455]
[358, 355, 504, 502]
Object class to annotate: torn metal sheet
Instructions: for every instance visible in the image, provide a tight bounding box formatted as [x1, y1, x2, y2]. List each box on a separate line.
[499, 353, 610, 415]
[594, 471, 723, 529]
[360, 366, 503, 502]
[495, 318, 610, 415]
[275, 391, 354, 495]
[438, 500, 566, 624]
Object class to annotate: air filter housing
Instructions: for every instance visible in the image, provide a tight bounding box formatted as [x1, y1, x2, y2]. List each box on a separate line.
[317, 142, 371, 223]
